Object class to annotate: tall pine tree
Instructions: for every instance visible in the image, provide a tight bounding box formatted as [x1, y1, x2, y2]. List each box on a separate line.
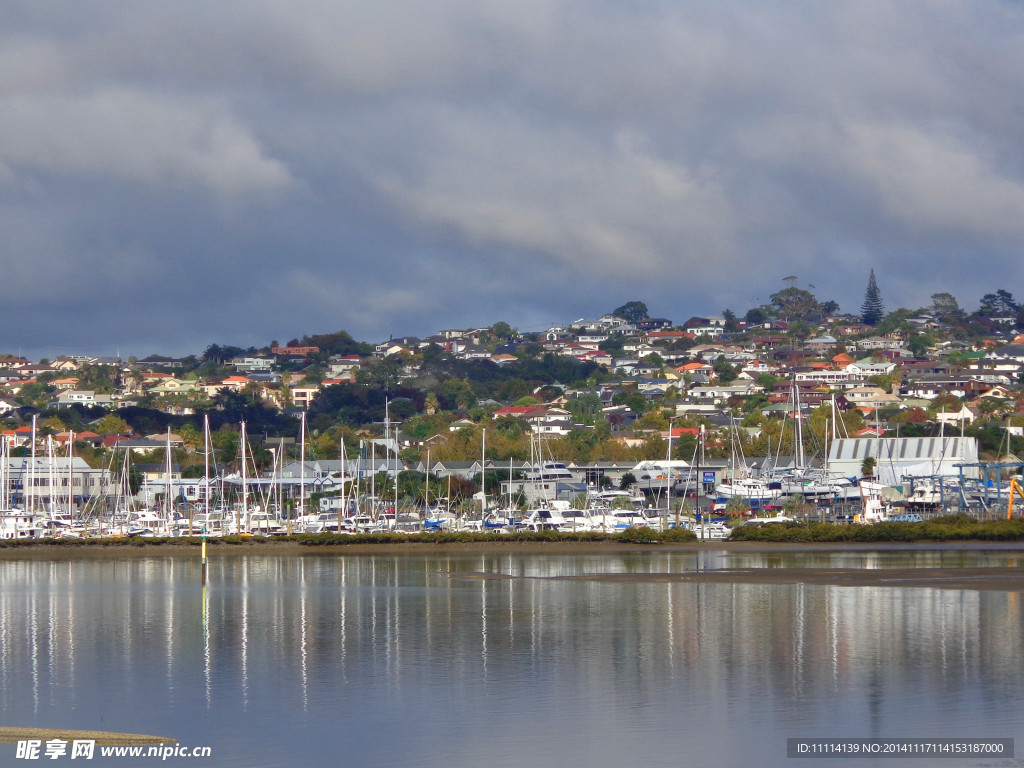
[861, 269, 885, 325]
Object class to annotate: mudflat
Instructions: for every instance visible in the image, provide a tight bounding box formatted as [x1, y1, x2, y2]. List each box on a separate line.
[2, 540, 1023, 591]
[4, 538, 1024, 558]
[538, 567, 1024, 591]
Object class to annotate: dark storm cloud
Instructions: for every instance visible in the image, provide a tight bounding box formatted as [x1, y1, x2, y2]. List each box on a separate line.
[2, 0, 1023, 357]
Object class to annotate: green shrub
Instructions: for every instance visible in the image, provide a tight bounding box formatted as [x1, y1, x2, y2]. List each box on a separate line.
[724, 516, 1024, 543]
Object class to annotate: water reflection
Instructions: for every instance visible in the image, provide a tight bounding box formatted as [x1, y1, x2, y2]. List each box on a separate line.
[0, 552, 1022, 768]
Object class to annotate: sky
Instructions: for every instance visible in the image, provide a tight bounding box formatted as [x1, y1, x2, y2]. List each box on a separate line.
[3, 1, 1024, 360]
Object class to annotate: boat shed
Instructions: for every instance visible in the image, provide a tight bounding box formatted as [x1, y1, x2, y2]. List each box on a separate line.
[827, 437, 980, 484]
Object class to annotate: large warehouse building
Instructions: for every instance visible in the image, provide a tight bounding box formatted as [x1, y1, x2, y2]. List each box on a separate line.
[826, 437, 979, 484]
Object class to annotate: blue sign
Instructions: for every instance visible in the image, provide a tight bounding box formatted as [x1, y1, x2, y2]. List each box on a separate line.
[702, 471, 716, 483]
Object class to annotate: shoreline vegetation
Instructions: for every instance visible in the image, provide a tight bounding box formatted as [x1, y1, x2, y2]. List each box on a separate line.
[4, 515, 1024, 557]
[727, 514, 1024, 543]
[0, 528, 697, 557]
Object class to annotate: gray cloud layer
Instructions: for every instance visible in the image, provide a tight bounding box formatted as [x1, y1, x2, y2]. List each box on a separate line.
[2, 1, 1022, 357]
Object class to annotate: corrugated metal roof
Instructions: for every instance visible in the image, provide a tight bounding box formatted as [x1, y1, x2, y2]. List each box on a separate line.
[828, 437, 978, 464]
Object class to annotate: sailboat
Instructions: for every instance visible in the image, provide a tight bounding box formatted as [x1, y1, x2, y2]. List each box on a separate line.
[714, 417, 777, 503]
[0, 434, 41, 539]
[772, 382, 855, 504]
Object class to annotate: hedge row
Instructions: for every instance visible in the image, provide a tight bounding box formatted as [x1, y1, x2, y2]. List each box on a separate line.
[294, 527, 697, 545]
[727, 515, 1024, 543]
[0, 527, 698, 549]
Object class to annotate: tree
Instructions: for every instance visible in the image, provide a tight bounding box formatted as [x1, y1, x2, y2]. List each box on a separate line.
[978, 290, 1019, 318]
[768, 287, 822, 321]
[907, 333, 935, 358]
[868, 374, 895, 393]
[599, 335, 625, 358]
[722, 309, 739, 332]
[202, 344, 245, 364]
[78, 365, 118, 394]
[861, 269, 885, 325]
[178, 424, 202, 452]
[787, 319, 812, 341]
[566, 393, 602, 423]
[713, 356, 738, 384]
[95, 413, 131, 435]
[745, 307, 769, 325]
[491, 321, 513, 340]
[877, 308, 915, 336]
[38, 417, 66, 436]
[635, 408, 669, 431]
[612, 301, 648, 325]
[643, 353, 665, 370]
[300, 329, 373, 356]
[931, 292, 960, 317]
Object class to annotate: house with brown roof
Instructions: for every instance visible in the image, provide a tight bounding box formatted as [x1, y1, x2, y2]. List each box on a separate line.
[53, 430, 102, 447]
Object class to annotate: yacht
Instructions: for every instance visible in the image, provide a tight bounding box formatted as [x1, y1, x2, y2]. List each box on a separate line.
[523, 462, 575, 482]
[0, 510, 42, 540]
[590, 509, 650, 530]
[246, 511, 286, 535]
[559, 508, 596, 531]
[715, 476, 777, 503]
[631, 460, 692, 493]
[741, 514, 795, 527]
[519, 508, 571, 532]
[690, 521, 731, 539]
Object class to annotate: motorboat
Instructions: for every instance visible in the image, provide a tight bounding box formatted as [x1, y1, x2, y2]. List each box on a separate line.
[519, 508, 571, 532]
[690, 521, 731, 539]
[1, 510, 43, 539]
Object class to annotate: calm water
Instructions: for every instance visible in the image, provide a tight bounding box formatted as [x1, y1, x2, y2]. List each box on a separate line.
[2, 548, 1023, 768]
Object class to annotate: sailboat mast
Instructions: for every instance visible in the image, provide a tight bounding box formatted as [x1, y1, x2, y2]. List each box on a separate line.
[47, 434, 56, 519]
[339, 436, 347, 533]
[1, 432, 8, 510]
[793, 380, 805, 469]
[480, 428, 486, 521]
[666, 418, 675, 518]
[166, 428, 174, 529]
[203, 415, 211, 517]
[67, 432, 75, 519]
[299, 411, 307, 524]
[369, 442, 376, 521]
[28, 415, 37, 516]
[240, 421, 248, 533]
[389, 401, 398, 531]
[424, 448, 431, 513]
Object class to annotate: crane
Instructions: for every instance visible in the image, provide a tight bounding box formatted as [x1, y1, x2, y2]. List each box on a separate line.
[1006, 478, 1024, 520]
